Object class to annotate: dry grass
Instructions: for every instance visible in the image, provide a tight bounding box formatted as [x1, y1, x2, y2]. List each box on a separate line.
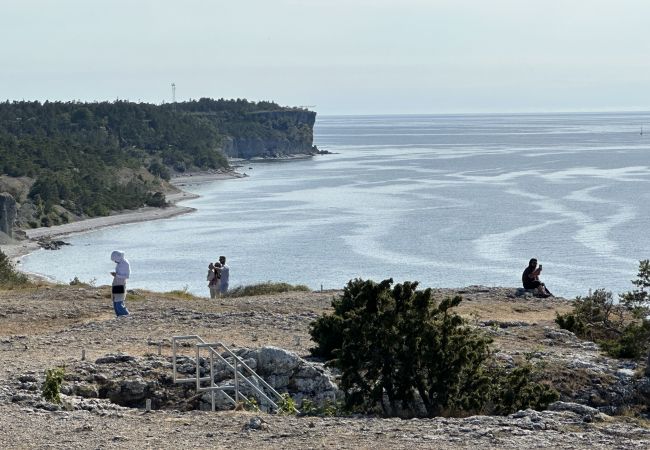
[455, 298, 573, 324]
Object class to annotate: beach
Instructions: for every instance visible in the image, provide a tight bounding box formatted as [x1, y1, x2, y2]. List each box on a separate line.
[1, 170, 243, 264]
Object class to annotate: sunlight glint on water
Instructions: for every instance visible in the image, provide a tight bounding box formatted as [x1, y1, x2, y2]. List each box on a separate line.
[20, 113, 650, 298]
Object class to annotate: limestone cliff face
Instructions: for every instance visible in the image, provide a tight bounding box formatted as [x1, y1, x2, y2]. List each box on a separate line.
[0, 193, 17, 238]
[220, 110, 317, 159]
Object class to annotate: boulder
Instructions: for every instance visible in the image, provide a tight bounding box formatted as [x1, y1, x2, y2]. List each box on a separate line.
[256, 346, 301, 375]
[547, 401, 605, 421]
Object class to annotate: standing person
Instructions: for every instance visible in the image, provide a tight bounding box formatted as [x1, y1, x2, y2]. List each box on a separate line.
[218, 255, 229, 295]
[110, 250, 130, 316]
[206, 262, 220, 299]
[522, 258, 551, 298]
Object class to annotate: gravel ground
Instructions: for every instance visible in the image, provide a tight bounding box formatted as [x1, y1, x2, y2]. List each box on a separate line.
[0, 284, 648, 449]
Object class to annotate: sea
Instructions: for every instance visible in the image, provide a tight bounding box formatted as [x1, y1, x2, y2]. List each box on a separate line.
[19, 112, 650, 299]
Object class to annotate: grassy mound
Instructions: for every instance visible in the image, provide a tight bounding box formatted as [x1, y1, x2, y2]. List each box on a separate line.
[225, 282, 310, 297]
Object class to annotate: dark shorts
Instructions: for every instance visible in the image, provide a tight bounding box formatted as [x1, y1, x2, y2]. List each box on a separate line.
[524, 280, 542, 289]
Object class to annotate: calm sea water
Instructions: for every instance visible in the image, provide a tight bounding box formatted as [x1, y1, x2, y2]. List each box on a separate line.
[20, 113, 650, 298]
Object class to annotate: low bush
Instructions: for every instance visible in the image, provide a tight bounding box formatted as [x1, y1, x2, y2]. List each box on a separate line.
[556, 260, 650, 359]
[225, 282, 310, 298]
[69, 276, 95, 288]
[0, 249, 29, 287]
[165, 285, 199, 300]
[309, 278, 557, 417]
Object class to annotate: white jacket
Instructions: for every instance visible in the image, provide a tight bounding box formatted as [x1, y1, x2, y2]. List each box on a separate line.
[111, 250, 130, 285]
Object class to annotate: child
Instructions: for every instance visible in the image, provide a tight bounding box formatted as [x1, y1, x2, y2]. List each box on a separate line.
[207, 262, 221, 299]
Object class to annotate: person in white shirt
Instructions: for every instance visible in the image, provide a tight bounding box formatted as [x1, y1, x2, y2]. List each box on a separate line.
[110, 250, 130, 316]
[218, 255, 229, 295]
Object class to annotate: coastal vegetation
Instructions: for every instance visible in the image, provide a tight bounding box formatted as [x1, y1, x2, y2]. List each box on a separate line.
[0, 249, 29, 287]
[162, 282, 311, 300]
[41, 367, 65, 404]
[225, 282, 311, 297]
[309, 278, 558, 417]
[0, 99, 315, 229]
[556, 259, 650, 359]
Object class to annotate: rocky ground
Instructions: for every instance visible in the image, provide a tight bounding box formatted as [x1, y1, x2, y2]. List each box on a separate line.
[0, 284, 649, 449]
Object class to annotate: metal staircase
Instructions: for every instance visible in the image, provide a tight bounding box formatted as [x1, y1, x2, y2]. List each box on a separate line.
[171, 335, 298, 413]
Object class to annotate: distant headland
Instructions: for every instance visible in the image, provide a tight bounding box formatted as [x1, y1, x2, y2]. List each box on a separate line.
[0, 98, 318, 240]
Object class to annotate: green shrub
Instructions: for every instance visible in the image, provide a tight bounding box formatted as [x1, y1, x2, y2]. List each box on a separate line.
[556, 260, 650, 360]
[620, 259, 650, 318]
[0, 249, 29, 287]
[554, 312, 586, 336]
[225, 282, 310, 298]
[145, 191, 167, 207]
[309, 278, 557, 417]
[555, 289, 624, 343]
[42, 367, 65, 404]
[278, 393, 298, 415]
[298, 398, 344, 417]
[490, 366, 559, 415]
[599, 321, 650, 359]
[242, 396, 260, 412]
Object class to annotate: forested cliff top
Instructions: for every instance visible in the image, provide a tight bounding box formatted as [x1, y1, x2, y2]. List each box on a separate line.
[0, 98, 316, 231]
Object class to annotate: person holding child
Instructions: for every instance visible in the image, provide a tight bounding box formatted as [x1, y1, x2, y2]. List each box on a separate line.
[218, 256, 229, 295]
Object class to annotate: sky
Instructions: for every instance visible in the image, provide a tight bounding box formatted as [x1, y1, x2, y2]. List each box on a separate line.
[1, 0, 650, 115]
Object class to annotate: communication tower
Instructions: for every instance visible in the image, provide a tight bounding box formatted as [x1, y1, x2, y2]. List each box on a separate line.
[171, 83, 176, 103]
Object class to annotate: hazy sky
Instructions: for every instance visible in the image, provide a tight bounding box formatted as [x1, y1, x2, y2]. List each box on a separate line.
[2, 0, 649, 114]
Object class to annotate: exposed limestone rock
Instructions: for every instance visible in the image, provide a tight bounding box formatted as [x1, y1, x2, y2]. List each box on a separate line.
[221, 110, 317, 159]
[0, 193, 17, 238]
[547, 401, 605, 421]
[5, 350, 340, 414]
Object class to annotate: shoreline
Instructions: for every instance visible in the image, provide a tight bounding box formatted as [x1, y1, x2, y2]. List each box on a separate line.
[1, 170, 244, 264]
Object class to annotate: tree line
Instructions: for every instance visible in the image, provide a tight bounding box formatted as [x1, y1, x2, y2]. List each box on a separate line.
[0, 99, 314, 226]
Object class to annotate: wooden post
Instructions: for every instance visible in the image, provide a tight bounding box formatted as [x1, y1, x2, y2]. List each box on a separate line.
[81, 349, 86, 361]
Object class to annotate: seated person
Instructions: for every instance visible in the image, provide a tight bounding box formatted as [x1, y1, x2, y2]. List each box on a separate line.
[522, 258, 552, 297]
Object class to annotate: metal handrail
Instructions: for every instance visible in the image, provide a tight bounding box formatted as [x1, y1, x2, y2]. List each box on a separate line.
[171, 335, 298, 413]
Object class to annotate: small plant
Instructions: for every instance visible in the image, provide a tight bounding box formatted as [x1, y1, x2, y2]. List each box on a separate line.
[42, 367, 65, 404]
[278, 393, 298, 415]
[243, 396, 260, 412]
[297, 398, 344, 416]
[320, 399, 343, 417]
[298, 399, 318, 415]
[69, 276, 95, 287]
